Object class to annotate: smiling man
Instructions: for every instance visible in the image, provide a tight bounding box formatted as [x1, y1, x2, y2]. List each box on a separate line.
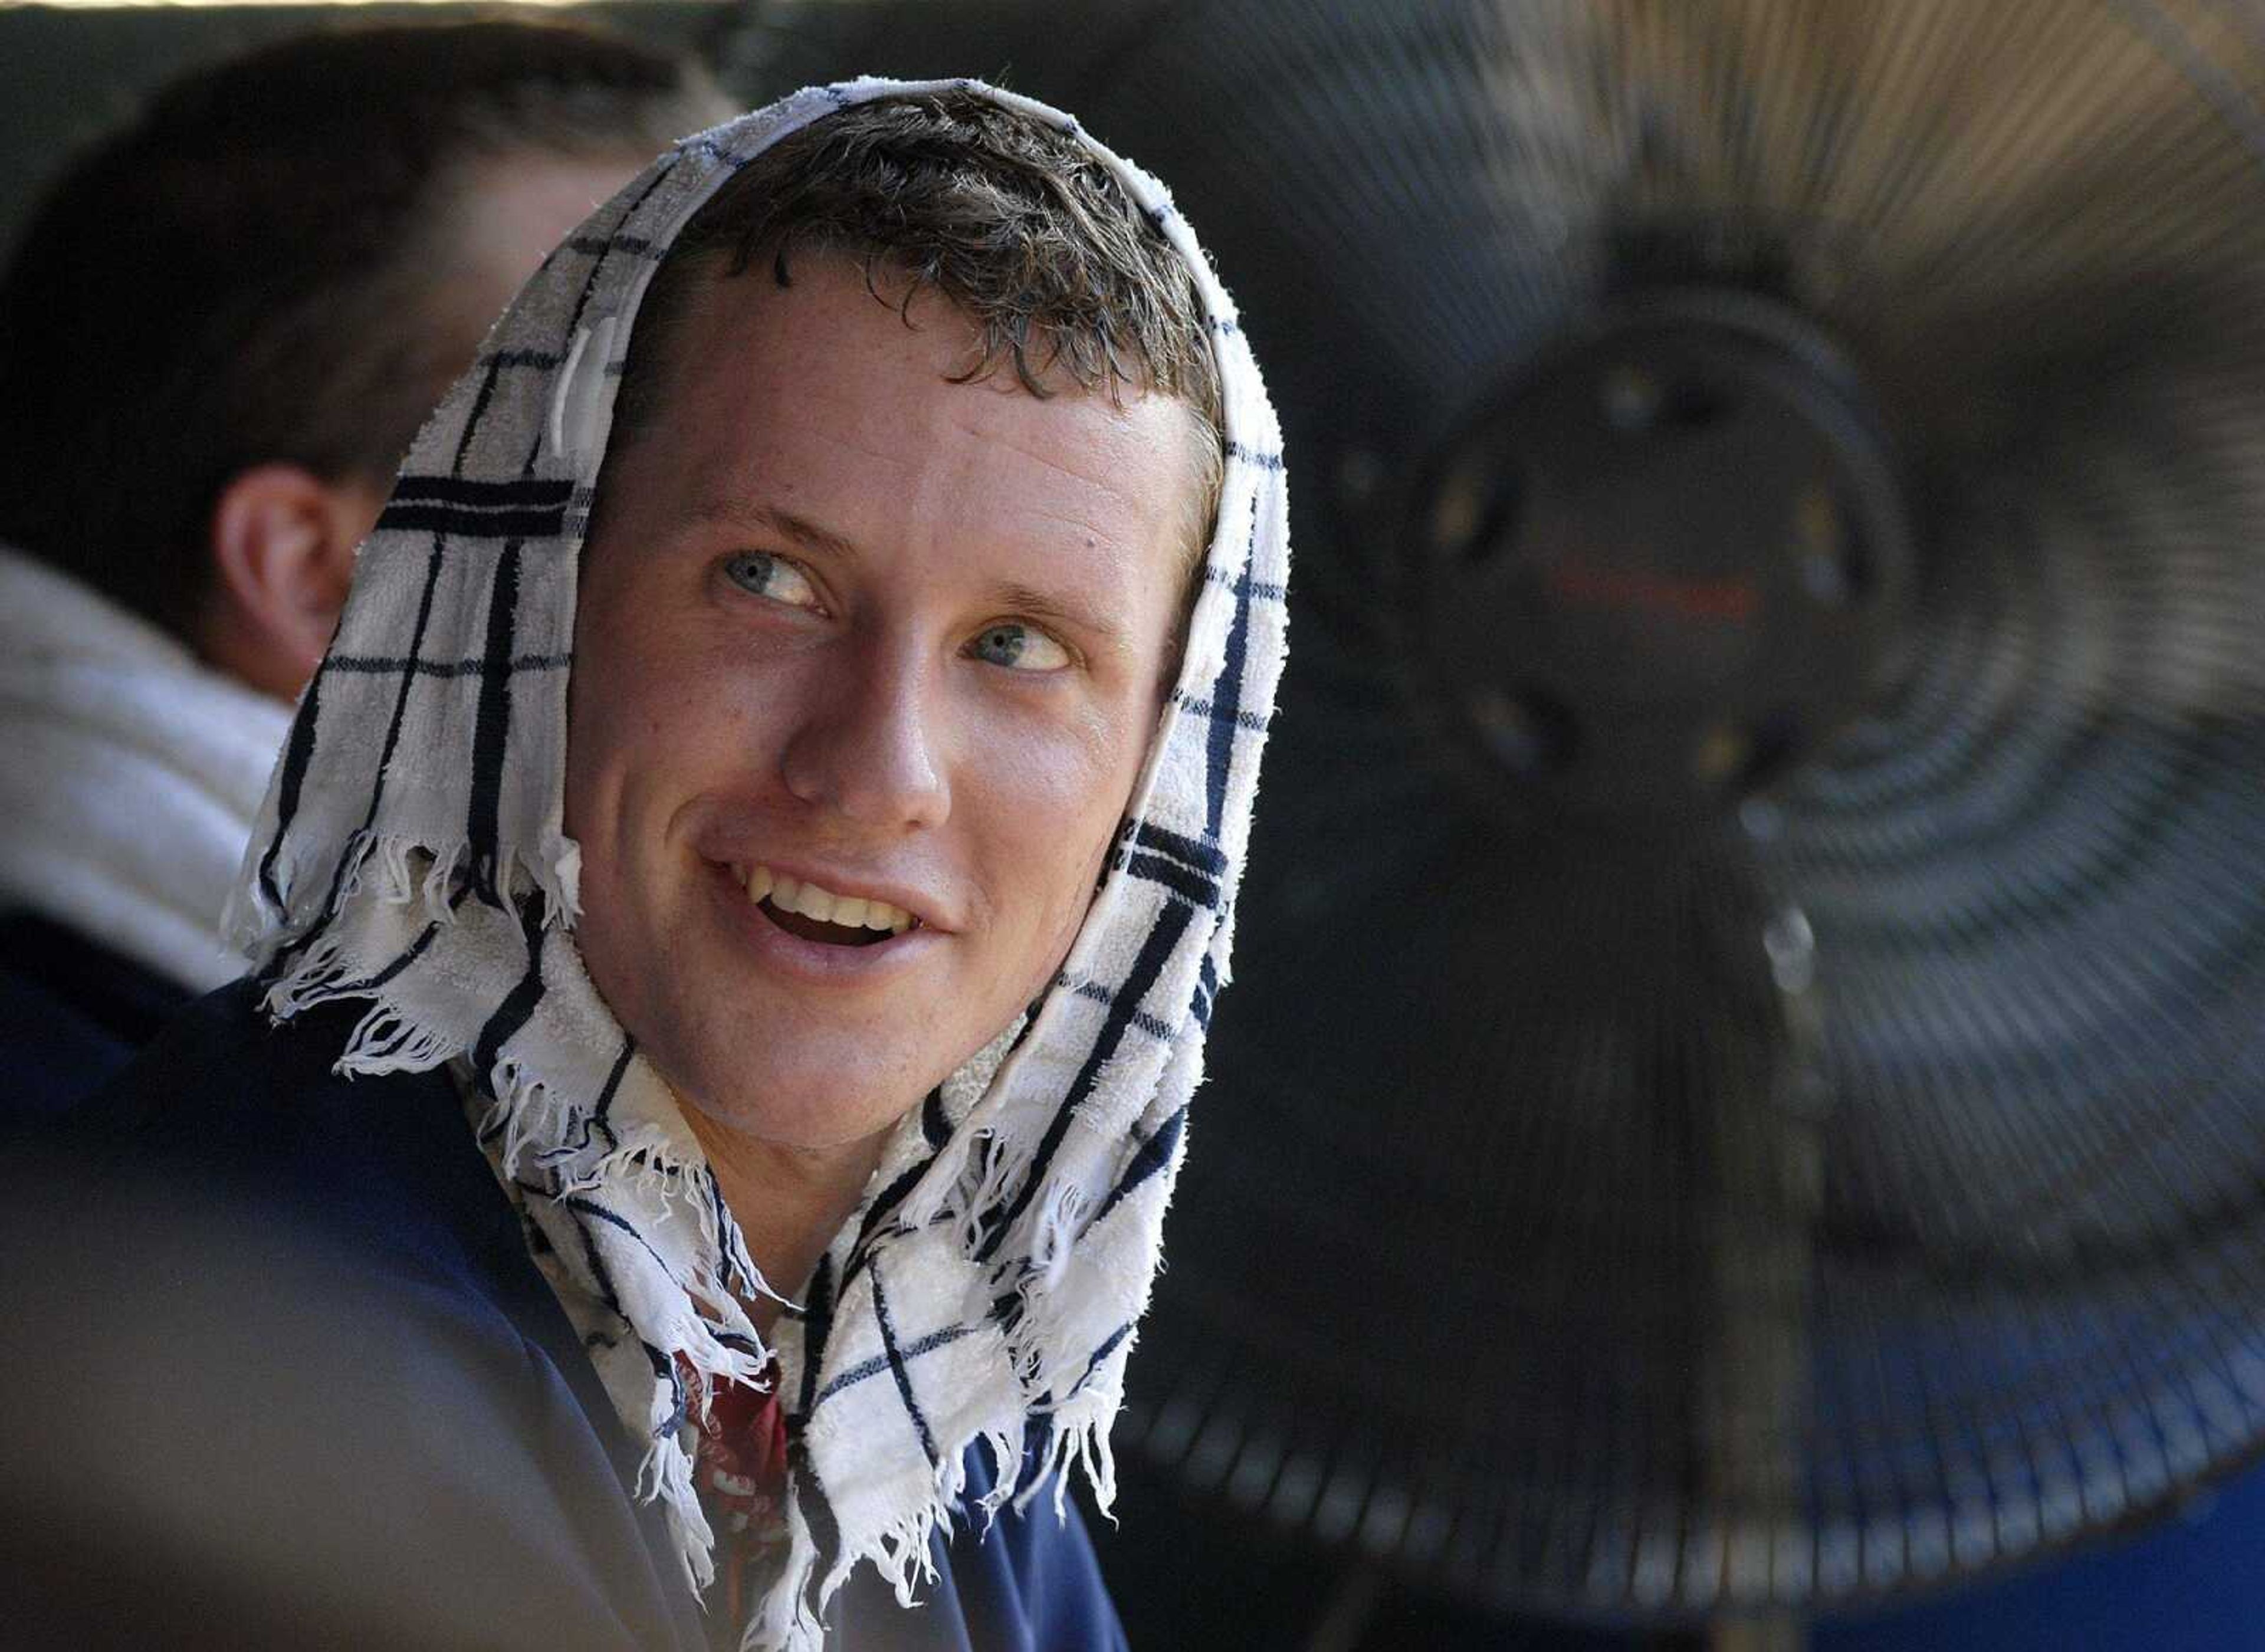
[567, 231, 1216, 1312]
[9, 81, 1287, 1652]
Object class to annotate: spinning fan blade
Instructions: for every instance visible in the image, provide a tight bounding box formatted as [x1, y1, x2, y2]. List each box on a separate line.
[1128, 829, 1825, 1616]
[730, 0, 2265, 1627]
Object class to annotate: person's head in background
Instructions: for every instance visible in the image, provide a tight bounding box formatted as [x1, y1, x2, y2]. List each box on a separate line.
[0, 19, 731, 702]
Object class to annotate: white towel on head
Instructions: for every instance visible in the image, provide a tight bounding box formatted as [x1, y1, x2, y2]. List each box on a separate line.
[229, 77, 1291, 1650]
[0, 543, 288, 990]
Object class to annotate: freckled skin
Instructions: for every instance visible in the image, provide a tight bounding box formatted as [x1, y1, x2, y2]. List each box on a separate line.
[564, 260, 1201, 1170]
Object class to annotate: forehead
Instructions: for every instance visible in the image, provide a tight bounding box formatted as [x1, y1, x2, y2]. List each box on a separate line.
[598, 257, 1210, 591]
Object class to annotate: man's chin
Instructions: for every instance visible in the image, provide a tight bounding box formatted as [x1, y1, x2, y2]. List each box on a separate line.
[663, 1040, 935, 1158]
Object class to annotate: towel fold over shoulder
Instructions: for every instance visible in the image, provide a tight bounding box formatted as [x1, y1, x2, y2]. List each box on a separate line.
[0, 544, 290, 993]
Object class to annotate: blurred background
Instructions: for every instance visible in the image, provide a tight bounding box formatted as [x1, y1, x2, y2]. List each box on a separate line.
[0, 3, 725, 256]
[14, 2, 2265, 1647]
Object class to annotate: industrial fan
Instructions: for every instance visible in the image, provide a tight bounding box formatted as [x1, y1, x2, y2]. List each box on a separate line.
[728, 2, 2265, 1645]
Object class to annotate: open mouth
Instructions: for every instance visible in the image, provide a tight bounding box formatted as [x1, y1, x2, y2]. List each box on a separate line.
[736, 863, 919, 950]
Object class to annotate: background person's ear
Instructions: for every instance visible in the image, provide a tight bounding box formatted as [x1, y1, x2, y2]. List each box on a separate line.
[201, 463, 385, 702]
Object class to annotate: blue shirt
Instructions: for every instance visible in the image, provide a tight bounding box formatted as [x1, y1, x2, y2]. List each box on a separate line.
[5, 981, 1126, 1651]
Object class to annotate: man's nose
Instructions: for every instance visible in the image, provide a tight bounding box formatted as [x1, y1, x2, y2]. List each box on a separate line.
[779, 637, 951, 830]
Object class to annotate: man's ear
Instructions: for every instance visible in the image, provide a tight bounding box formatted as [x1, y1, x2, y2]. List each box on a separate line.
[202, 463, 384, 702]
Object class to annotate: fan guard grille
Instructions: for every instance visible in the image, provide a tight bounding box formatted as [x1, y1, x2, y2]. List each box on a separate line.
[1089, 0, 2265, 1619]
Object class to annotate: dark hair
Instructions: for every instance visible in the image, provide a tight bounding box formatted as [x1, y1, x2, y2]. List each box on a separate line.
[0, 19, 728, 638]
[612, 90, 1226, 571]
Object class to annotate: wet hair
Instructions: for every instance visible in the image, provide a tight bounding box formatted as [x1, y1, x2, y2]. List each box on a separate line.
[611, 89, 1226, 579]
[0, 19, 728, 639]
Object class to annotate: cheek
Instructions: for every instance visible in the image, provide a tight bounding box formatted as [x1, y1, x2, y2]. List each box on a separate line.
[562, 611, 648, 845]
[569, 603, 770, 806]
[973, 701, 1151, 959]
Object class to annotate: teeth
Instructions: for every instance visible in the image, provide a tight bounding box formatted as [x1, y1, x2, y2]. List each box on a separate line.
[744, 864, 917, 935]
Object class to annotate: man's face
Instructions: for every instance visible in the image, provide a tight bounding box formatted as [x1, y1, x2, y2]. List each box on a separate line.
[566, 258, 1203, 1154]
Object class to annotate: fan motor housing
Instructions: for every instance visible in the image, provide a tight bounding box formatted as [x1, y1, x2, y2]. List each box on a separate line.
[1409, 291, 1913, 828]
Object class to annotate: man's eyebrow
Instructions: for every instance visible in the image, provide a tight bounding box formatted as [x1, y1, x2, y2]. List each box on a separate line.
[719, 501, 864, 565]
[989, 580, 1128, 649]
[704, 495, 1130, 649]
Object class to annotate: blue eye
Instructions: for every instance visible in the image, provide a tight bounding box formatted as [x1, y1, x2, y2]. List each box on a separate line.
[969, 622, 1072, 672]
[722, 551, 820, 609]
